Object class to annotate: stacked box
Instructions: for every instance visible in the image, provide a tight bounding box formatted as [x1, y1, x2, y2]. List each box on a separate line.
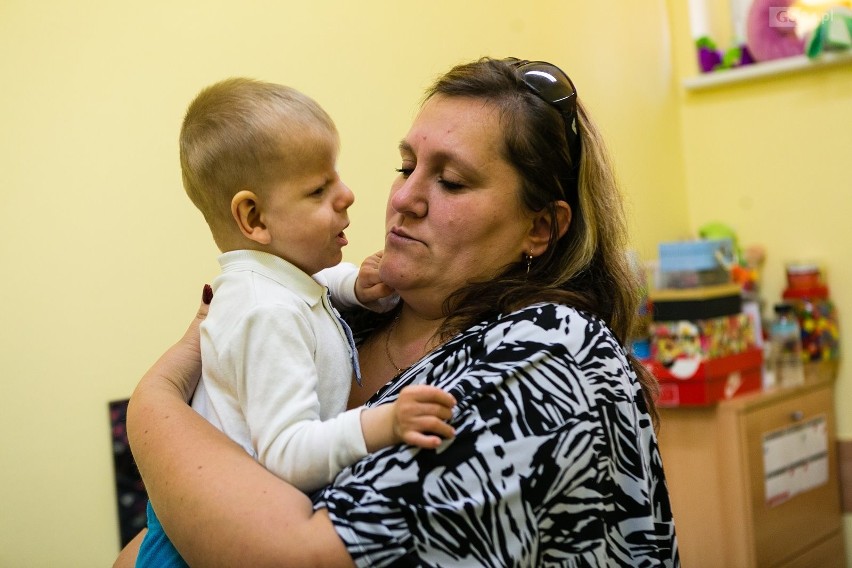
[650, 283, 742, 321]
[646, 282, 761, 406]
[645, 348, 763, 406]
[649, 313, 757, 364]
[658, 238, 734, 289]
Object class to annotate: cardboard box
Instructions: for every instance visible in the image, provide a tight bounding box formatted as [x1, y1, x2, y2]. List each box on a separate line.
[657, 239, 734, 289]
[645, 348, 763, 407]
[658, 238, 734, 272]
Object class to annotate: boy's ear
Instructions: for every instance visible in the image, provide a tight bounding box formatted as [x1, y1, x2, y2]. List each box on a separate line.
[231, 190, 271, 245]
[527, 200, 571, 257]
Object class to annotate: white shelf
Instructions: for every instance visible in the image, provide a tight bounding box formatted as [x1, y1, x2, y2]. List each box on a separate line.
[683, 50, 852, 91]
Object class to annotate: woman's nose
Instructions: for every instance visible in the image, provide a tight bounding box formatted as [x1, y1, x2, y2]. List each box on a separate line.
[390, 174, 427, 218]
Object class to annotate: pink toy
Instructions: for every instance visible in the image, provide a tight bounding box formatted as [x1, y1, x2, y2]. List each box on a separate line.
[747, 0, 805, 61]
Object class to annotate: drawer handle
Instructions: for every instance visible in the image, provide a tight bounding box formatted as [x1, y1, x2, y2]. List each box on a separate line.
[790, 410, 804, 422]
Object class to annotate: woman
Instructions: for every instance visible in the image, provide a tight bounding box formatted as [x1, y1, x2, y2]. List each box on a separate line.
[118, 57, 678, 567]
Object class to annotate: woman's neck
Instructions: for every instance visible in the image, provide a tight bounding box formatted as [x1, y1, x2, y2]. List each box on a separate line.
[392, 304, 446, 360]
[383, 304, 444, 373]
[348, 302, 447, 409]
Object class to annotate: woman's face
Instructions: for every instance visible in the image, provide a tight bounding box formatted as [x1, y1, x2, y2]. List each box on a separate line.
[380, 95, 535, 312]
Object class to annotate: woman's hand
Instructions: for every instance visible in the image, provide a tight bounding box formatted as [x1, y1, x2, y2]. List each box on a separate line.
[138, 284, 211, 403]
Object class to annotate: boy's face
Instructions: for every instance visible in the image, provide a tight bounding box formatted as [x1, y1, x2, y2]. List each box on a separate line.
[261, 133, 353, 275]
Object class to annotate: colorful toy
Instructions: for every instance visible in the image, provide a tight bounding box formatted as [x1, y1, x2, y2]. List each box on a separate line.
[806, 6, 852, 57]
[747, 0, 806, 61]
[698, 222, 765, 293]
[782, 263, 841, 361]
[695, 36, 755, 73]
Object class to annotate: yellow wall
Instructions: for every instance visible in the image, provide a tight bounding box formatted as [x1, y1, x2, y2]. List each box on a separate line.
[669, 2, 852, 427]
[668, 0, 852, 560]
[0, 1, 685, 564]
[4, 1, 849, 565]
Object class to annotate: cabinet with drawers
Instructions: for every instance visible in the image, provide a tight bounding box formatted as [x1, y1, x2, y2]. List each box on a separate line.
[657, 364, 845, 567]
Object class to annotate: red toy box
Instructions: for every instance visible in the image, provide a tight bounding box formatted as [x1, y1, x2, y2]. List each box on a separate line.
[644, 347, 763, 407]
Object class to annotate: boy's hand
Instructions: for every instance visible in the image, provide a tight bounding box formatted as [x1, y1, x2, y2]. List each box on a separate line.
[360, 384, 456, 453]
[392, 385, 456, 449]
[355, 251, 396, 306]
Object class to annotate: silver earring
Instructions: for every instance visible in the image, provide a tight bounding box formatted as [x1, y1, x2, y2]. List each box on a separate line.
[526, 251, 533, 275]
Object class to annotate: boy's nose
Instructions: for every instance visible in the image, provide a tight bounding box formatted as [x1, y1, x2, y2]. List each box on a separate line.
[338, 182, 355, 209]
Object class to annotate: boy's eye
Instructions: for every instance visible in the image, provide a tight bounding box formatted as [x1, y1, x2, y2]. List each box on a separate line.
[310, 186, 325, 196]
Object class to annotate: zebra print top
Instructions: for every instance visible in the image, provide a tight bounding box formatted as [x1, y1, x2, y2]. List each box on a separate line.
[314, 302, 679, 567]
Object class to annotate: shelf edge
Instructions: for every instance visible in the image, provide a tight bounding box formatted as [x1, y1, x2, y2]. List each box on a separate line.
[683, 51, 852, 91]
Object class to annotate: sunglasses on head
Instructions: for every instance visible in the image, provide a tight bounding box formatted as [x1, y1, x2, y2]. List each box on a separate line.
[506, 58, 582, 177]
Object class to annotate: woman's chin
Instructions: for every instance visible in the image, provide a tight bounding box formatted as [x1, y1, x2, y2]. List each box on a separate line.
[378, 261, 414, 291]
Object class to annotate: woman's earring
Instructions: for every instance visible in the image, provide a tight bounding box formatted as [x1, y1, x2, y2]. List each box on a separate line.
[526, 251, 533, 275]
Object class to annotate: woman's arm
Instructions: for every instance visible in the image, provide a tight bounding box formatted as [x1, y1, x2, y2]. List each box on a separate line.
[126, 299, 354, 567]
[113, 529, 145, 568]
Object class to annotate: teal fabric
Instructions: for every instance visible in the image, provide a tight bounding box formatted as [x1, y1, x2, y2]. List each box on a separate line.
[136, 500, 189, 568]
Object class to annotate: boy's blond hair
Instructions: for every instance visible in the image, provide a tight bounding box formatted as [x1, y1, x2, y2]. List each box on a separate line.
[180, 78, 337, 247]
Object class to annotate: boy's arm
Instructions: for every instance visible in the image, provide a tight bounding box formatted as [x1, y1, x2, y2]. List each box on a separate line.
[226, 305, 367, 493]
[233, 310, 454, 490]
[359, 385, 456, 452]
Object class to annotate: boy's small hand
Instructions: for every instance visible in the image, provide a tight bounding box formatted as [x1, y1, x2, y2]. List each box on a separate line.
[355, 251, 396, 306]
[392, 384, 456, 449]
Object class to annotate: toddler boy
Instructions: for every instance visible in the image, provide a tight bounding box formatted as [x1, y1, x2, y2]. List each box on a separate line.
[136, 78, 455, 567]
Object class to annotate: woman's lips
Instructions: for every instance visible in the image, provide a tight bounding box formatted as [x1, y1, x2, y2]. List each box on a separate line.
[387, 226, 421, 245]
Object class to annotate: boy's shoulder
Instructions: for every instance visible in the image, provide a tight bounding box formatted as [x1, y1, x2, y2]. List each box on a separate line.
[214, 250, 326, 308]
[206, 269, 319, 331]
[216, 271, 322, 310]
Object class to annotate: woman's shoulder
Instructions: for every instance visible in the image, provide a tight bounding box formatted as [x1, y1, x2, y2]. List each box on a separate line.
[476, 302, 619, 351]
[504, 301, 605, 327]
[424, 301, 630, 386]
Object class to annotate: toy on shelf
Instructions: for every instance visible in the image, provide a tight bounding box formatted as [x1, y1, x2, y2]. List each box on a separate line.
[746, 0, 806, 61]
[697, 222, 766, 296]
[806, 6, 852, 57]
[695, 35, 755, 73]
[782, 263, 840, 361]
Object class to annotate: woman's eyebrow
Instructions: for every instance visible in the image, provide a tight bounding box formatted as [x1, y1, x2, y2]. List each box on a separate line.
[398, 139, 479, 175]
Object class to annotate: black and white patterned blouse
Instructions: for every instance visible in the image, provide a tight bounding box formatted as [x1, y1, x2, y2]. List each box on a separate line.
[315, 302, 679, 567]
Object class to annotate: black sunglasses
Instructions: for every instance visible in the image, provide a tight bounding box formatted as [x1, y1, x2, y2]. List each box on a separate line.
[507, 58, 581, 177]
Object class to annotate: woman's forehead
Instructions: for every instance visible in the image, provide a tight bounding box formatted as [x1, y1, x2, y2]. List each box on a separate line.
[404, 96, 505, 162]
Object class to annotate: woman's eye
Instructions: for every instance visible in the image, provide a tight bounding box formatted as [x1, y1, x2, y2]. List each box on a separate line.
[395, 167, 413, 178]
[438, 177, 464, 191]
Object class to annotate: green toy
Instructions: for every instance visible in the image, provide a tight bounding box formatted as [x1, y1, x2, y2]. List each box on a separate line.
[698, 222, 742, 264]
[698, 222, 765, 294]
[806, 7, 852, 58]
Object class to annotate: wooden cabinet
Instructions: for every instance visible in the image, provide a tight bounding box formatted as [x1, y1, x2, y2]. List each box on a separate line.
[657, 363, 845, 567]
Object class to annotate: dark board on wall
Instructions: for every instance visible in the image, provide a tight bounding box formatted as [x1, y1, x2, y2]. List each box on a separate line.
[109, 399, 148, 548]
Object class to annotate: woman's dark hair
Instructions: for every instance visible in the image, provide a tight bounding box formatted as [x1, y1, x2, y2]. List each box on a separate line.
[425, 57, 660, 426]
